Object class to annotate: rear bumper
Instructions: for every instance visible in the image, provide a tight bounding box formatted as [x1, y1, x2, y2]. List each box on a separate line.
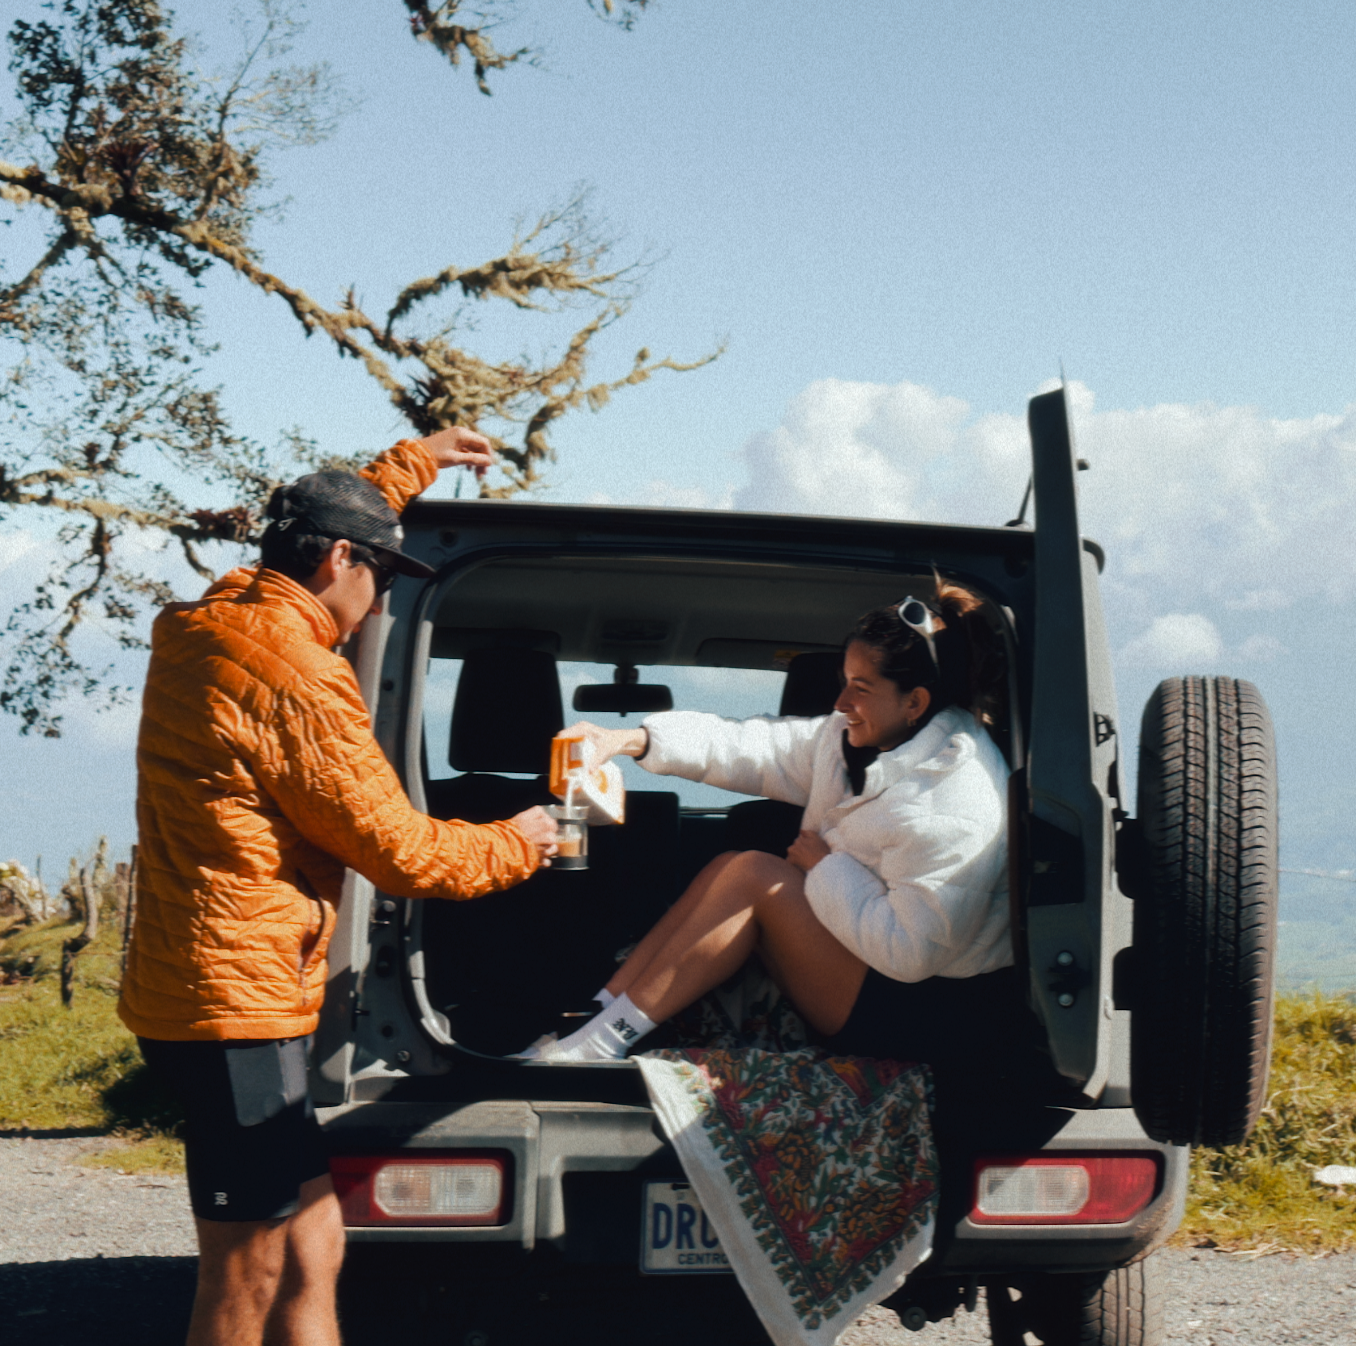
[319, 1096, 1186, 1271]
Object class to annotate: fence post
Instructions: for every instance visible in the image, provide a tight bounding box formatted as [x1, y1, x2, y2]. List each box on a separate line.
[60, 846, 103, 1010]
[121, 843, 139, 979]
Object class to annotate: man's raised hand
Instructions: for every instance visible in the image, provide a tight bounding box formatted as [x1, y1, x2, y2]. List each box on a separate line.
[420, 426, 495, 479]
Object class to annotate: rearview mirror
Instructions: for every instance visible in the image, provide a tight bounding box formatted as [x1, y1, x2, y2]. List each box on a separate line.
[573, 684, 673, 715]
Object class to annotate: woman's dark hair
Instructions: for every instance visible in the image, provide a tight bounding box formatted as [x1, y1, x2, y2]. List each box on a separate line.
[849, 576, 1004, 726]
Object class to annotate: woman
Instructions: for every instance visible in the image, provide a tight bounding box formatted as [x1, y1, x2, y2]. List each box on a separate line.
[529, 578, 1015, 1069]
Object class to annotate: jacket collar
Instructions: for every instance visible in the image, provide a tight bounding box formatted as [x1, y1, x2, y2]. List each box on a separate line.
[244, 567, 340, 649]
[836, 705, 974, 804]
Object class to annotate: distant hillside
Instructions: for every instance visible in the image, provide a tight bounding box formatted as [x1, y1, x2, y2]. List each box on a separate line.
[1277, 876, 1356, 992]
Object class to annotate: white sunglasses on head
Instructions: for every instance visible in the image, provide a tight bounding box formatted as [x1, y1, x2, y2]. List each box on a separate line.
[896, 597, 939, 671]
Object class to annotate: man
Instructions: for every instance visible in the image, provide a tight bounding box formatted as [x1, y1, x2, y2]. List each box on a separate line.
[118, 428, 557, 1346]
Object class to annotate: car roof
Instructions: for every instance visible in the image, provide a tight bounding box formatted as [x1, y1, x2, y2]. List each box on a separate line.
[403, 497, 1041, 564]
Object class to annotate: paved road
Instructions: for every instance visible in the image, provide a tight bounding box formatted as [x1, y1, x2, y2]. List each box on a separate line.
[2, 1137, 1352, 1345]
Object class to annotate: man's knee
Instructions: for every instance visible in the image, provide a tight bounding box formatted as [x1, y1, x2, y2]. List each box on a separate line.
[287, 1182, 346, 1283]
[196, 1219, 289, 1297]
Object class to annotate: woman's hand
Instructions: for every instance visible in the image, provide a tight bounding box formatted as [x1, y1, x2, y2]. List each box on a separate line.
[510, 805, 559, 866]
[786, 829, 831, 873]
[420, 426, 496, 479]
[565, 720, 648, 765]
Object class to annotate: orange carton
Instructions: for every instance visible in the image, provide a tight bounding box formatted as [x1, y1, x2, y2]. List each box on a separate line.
[549, 730, 625, 825]
[549, 731, 588, 798]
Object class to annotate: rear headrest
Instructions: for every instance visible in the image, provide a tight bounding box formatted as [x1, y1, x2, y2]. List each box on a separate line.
[450, 648, 564, 774]
[779, 651, 842, 718]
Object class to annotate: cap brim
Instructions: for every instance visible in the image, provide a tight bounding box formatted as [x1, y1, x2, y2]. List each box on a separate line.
[369, 544, 436, 580]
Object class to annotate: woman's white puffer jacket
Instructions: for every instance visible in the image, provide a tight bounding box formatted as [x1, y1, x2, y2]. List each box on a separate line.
[638, 706, 1011, 983]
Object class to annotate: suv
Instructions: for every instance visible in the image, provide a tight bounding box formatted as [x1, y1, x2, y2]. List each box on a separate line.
[313, 389, 1278, 1346]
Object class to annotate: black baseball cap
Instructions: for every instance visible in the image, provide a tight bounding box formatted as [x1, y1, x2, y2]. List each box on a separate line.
[263, 470, 435, 579]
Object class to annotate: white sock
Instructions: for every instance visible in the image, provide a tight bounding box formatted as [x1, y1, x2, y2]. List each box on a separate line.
[542, 993, 657, 1062]
[594, 986, 617, 1010]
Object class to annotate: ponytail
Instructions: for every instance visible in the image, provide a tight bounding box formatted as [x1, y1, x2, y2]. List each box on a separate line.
[849, 576, 1004, 726]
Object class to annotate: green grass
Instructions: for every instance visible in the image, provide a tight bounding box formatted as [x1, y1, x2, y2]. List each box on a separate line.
[1177, 993, 1356, 1253]
[0, 915, 184, 1170]
[83, 1132, 186, 1174]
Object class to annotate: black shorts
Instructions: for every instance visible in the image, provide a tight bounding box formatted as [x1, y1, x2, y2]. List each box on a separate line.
[825, 965, 1040, 1079]
[138, 1036, 330, 1223]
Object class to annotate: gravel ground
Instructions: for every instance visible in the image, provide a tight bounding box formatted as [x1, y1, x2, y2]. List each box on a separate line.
[2, 1136, 1353, 1345]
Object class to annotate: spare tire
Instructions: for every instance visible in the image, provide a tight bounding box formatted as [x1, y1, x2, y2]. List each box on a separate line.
[1130, 676, 1278, 1148]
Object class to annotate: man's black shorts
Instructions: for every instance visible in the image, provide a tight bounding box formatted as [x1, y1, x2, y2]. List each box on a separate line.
[138, 1036, 330, 1223]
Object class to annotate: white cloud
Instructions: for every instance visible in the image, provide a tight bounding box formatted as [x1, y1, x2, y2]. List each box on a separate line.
[1227, 588, 1290, 612]
[1235, 634, 1287, 663]
[1120, 613, 1223, 668]
[63, 695, 143, 750]
[559, 666, 601, 699]
[641, 480, 735, 511]
[735, 378, 1026, 524]
[0, 529, 42, 574]
[730, 378, 1356, 627]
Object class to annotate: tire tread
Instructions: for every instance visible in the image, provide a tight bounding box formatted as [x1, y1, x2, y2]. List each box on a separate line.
[1132, 677, 1278, 1148]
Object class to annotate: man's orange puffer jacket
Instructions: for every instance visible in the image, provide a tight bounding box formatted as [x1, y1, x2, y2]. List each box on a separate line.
[118, 440, 538, 1042]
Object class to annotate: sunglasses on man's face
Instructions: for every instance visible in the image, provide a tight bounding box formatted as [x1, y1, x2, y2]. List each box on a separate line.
[364, 559, 397, 596]
[349, 547, 396, 596]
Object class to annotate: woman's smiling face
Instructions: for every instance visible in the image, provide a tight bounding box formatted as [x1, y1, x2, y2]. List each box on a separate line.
[833, 641, 931, 751]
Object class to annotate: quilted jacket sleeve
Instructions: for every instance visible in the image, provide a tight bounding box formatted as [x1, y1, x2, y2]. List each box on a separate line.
[249, 662, 538, 901]
[638, 711, 827, 806]
[803, 811, 1005, 982]
[360, 439, 439, 512]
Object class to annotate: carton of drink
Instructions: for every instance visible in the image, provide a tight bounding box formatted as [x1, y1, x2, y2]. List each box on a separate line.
[550, 731, 626, 826]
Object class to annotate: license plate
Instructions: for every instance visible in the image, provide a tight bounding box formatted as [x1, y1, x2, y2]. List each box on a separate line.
[640, 1181, 732, 1274]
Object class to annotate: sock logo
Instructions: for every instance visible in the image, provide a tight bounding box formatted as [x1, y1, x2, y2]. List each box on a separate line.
[612, 1017, 639, 1042]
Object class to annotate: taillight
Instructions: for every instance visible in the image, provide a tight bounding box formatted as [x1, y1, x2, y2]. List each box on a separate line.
[970, 1154, 1161, 1225]
[330, 1152, 510, 1227]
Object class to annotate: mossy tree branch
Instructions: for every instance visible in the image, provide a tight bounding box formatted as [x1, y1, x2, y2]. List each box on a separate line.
[0, 0, 709, 735]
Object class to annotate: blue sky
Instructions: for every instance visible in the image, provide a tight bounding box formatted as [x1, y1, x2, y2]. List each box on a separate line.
[3, 1, 1355, 977]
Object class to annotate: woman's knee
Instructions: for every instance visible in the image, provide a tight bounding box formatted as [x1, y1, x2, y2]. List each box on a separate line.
[726, 849, 801, 895]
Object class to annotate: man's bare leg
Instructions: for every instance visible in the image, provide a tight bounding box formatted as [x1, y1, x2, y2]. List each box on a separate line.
[617, 850, 868, 1035]
[187, 1174, 343, 1346]
[263, 1174, 345, 1346]
[188, 1216, 287, 1346]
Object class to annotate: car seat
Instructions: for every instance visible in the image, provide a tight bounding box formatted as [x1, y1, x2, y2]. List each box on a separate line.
[422, 647, 680, 1055]
[722, 651, 842, 855]
[424, 647, 563, 823]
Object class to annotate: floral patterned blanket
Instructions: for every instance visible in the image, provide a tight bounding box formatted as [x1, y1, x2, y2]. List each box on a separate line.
[636, 1042, 938, 1346]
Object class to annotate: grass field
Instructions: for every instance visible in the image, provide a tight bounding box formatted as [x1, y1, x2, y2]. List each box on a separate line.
[0, 915, 185, 1170]
[2, 914, 1355, 1247]
[1179, 993, 1356, 1253]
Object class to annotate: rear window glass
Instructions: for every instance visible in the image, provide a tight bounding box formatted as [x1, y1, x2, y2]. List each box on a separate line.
[424, 659, 791, 809]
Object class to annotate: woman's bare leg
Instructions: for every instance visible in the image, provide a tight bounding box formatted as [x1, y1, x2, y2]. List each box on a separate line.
[606, 852, 741, 1000]
[620, 850, 868, 1036]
